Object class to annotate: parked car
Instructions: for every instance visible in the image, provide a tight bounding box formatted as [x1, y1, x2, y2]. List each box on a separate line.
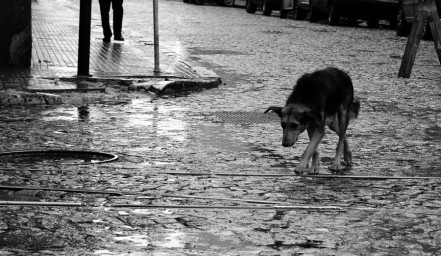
[309, 0, 399, 27]
[396, 0, 441, 36]
[246, 0, 310, 19]
[294, 0, 310, 20]
[183, 0, 235, 7]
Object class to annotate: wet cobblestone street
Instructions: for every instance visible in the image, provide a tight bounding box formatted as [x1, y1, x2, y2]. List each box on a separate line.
[1, 0, 441, 255]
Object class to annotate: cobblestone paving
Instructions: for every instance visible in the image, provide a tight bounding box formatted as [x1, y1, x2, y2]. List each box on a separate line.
[1, 0, 441, 255]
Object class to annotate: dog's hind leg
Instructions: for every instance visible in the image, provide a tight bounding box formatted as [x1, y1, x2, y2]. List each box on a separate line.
[330, 134, 347, 171]
[343, 138, 353, 166]
[328, 109, 350, 171]
[307, 127, 320, 173]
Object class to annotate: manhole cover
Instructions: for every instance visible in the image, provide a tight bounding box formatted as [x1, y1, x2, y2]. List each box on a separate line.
[212, 111, 279, 125]
[0, 150, 118, 165]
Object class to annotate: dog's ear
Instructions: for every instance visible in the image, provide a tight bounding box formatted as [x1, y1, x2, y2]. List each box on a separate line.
[264, 106, 282, 118]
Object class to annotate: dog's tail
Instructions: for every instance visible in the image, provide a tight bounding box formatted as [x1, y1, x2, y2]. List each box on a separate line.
[349, 99, 360, 119]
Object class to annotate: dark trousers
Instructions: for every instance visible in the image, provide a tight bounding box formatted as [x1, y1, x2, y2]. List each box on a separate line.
[99, 0, 124, 38]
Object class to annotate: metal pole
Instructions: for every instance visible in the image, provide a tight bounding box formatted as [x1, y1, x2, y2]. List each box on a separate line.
[78, 0, 92, 76]
[153, 0, 160, 73]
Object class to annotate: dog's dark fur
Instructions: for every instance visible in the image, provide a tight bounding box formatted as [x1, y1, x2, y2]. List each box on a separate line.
[265, 67, 360, 174]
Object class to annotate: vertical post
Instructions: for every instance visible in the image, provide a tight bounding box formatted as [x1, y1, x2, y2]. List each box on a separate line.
[153, 0, 160, 74]
[398, 0, 428, 78]
[428, 1, 441, 64]
[78, 0, 92, 76]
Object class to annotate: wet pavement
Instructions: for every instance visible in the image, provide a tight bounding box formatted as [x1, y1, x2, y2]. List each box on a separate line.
[1, 0, 441, 255]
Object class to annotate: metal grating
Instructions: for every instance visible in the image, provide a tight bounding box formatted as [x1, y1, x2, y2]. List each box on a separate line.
[211, 111, 280, 125]
[0, 150, 118, 165]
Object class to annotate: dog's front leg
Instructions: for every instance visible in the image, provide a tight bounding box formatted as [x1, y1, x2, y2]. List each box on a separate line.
[307, 127, 320, 174]
[295, 129, 324, 174]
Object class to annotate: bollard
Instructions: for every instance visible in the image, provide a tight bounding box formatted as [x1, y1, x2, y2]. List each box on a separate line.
[153, 0, 160, 74]
[78, 0, 92, 76]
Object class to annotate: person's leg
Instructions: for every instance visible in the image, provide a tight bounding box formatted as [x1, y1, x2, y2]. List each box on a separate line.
[112, 0, 124, 40]
[99, 0, 112, 41]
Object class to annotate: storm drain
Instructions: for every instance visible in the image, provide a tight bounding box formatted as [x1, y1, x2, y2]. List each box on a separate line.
[0, 150, 118, 165]
[211, 111, 279, 125]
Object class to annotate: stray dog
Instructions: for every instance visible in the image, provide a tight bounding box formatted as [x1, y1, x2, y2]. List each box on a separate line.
[265, 67, 360, 174]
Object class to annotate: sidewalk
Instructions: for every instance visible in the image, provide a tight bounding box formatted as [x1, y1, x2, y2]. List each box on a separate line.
[0, 0, 221, 102]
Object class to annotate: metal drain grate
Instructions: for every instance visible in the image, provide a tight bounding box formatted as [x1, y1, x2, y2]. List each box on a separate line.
[0, 150, 118, 165]
[212, 111, 279, 125]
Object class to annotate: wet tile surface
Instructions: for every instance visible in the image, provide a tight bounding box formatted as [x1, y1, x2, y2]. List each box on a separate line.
[1, 0, 441, 255]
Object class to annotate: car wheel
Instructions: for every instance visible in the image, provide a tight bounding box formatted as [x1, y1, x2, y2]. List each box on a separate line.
[245, 0, 257, 13]
[294, 6, 308, 20]
[396, 6, 411, 36]
[218, 0, 235, 7]
[347, 16, 357, 26]
[263, 0, 272, 16]
[280, 9, 288, 19]
[389, 16, 398, 29]
[328, 4, 340, 26]
[367, 18, 379, 28]
[309, 4, 321, 22]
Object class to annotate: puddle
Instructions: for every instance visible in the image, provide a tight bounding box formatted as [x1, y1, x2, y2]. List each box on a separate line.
[125, 113, 154, 127]
[157, 119, 187, 142]
[41, 107, 78, 121]
[113, 235, 150, 247]
[40, 106, 107, 122]
[153, 230, 261, 253]
[123, 102, 189, 142]
[155, 231, 185, 248]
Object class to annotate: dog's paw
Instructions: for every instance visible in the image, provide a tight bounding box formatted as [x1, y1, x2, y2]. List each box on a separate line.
[295, 165, 308, 175]
[329, 163, 345, 172]
[307, 165, 320, 174]
[343, 161, 353, 167]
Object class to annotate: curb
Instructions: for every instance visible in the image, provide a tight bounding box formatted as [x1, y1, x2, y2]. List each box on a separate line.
[1, 76, 222, 106]
[0, 90, 62, 106]
[130, 77, 222, 95]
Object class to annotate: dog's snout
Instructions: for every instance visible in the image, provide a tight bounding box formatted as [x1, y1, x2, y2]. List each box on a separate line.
[282, 140, 295, 147]
[282, 135, 297, 147]
[282, 141, 291, 147]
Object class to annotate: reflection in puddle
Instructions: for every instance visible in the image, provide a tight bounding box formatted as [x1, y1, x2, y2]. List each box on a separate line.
[157, 119, 187, 142]
[129, 98, 156, 111]
[125, 114, 154, 127]
[41, 107, 78, 121]
[151, 230, 263, 253]
[125, 102, 189, 142]
[155, 231, 185, 248]
[113, 235, 150, 247]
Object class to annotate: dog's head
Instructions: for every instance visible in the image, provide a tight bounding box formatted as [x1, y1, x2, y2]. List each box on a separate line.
[265, 104, 312, 147]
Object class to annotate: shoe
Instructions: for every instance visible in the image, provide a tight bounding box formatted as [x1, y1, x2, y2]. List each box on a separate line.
[114, 36, 124, 41]
[103, 37, 111, 43]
